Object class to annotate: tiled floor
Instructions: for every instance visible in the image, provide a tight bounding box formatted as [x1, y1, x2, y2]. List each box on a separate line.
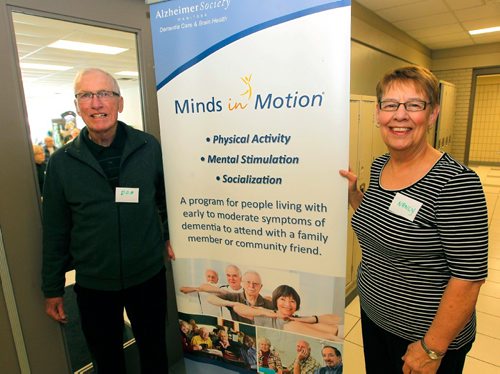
[342, 165, 500, 373]
[68, 166, 500, 373]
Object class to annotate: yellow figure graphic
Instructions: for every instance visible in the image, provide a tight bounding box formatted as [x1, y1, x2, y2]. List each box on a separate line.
[240, 74, 252, 100]
[228, 74, 252, 111]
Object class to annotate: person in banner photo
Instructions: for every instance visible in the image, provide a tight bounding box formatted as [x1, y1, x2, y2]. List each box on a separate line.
[183, 264, 242, 295]
[230, 284, 341, 341]
[190, 327, 213, 351]
[207, 270, 273, 324]
[42, 68, 175, 373]
[240, 335, 258, 369]
[340, 65, 488, 374]
[179, 263, 243, 318]
[179, 268, 222, 315]
[258, 337, 283, 372]
[313, 346, 343, 374]
[285, 340, 321, 374]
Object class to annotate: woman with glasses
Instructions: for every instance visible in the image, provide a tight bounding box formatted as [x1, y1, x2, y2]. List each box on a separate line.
[340, 65, 488, 373]
[231, 284, 341, 341]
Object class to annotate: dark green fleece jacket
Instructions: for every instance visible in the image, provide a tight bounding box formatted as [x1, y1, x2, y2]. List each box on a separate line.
[42, 122, 169, 297]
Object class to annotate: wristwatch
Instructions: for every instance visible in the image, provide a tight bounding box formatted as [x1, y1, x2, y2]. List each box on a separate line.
[420, 338, 445, 360]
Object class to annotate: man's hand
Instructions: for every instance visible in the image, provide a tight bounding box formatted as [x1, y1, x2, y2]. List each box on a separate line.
[45, 297, 68, 323]
[297, 346, 308, 361]
[166, 240, 176, 260]
[402, 340, 442, 374]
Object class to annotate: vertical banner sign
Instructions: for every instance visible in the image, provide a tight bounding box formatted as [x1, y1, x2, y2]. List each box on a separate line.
[150, 0, 351, 372]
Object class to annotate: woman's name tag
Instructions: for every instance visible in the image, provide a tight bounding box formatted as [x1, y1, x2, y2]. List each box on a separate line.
[389, 192, 422, 222]
[115, 187, 139, 203]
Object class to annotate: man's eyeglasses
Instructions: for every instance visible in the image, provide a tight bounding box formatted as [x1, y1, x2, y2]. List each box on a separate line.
[244, 281, 261, 287]
[379, 100, 430, 112]
[75, 90, 120, 102]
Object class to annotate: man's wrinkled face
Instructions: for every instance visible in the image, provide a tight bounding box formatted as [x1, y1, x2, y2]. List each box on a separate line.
[74, 70, 123, 135]
[225, 266, 242, 290]
[322, 347, 341, 367]
[296, 340, 310, 357]
[199, 328, 209, 339]
[44, 137, 54, 147]
[205, 269, 218, 284]
[242, 272, 262, 297]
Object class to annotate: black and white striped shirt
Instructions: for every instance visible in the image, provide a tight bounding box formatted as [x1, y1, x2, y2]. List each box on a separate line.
[352, 153, 488, 349]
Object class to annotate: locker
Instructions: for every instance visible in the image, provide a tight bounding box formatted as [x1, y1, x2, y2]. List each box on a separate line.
[346, 95, 386, 295]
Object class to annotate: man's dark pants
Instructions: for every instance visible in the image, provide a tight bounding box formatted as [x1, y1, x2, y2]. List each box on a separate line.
[74, 268, 168, 373]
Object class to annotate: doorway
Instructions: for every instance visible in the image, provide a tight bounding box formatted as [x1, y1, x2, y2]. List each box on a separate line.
[11, 11, 143, 373]
[0, 1, 172, 372]
[12, 12, 143, 145]
[466, 66, 500, 166]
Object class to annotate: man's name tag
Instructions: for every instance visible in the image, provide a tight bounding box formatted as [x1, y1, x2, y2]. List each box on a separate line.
[389, 192, 422, 222]
[115, 187, 139, 203]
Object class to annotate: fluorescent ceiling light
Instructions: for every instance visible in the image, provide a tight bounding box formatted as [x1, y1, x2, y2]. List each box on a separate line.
[48, 40, 128, 55]
[469, 26, 500, 35]
[116, 71, 139, 77]
[20, 62, 73, 71]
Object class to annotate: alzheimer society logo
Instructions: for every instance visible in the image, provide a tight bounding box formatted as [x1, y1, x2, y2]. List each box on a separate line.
[174, 74, 325, 114]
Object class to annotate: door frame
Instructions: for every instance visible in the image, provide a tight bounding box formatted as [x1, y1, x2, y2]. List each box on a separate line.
[0, 1, 178, 372]
[464, 65, 500, 165]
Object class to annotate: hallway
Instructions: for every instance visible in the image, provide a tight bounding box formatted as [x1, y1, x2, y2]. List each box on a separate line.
[342, 165, 500, 373]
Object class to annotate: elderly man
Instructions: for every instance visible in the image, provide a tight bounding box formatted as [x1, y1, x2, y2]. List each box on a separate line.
[180, 265, 242, 318]
[207, 270, 273, 324]
[205, 268, 219, 284]
[42, 68, 174, 373]
[218, 264, 243, 319]
[190, 327, 213, 351]
[191, 264, 242, 294]
[220, 264, 243, 292]
[314, 346, 343, 374]
[179, 268, 221, 315]
[287, 340, 320, 374]
[43, 136, 57, 160]
[182, 265, 241, 294]
[180, 268, 220, 294]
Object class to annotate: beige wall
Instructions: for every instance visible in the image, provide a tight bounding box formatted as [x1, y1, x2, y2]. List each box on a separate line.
[351, 1, 500, 164]
[432, 43, 500, 71]
[351, 2, 431, 67]
[350, 2, 431, 97]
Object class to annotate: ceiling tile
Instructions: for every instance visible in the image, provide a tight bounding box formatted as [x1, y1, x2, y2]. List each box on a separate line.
[393, 13, 458, 31]
[444, 0, 485, 10]
[418, 32, 474, 44]
[427, 39, 475, 49]
[377, 0, 449, 23]
[471, 33, 500, 44]
[463, 17, 500, 30]
[357, 0, 500, 49]
[454, 4, 500, 22]
[356, 0, 419, 11]
[410, 24, 465, 38]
